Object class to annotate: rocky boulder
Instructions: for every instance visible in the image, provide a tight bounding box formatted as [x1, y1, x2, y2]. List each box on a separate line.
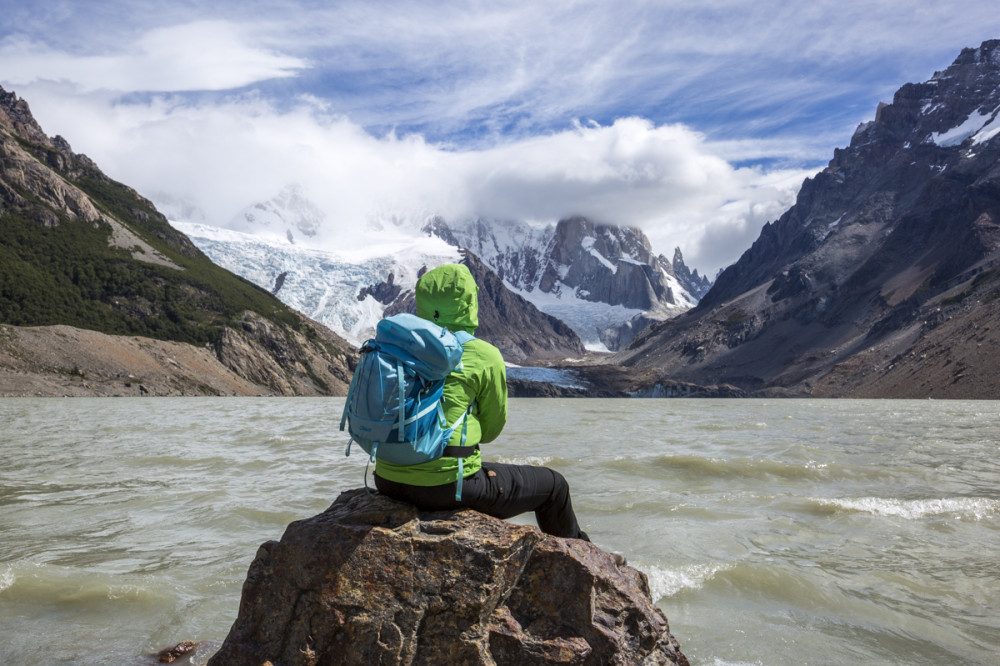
[208, 488, 687, 666]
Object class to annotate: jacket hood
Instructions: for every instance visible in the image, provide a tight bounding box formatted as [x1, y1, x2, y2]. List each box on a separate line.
[415, 263, 479, 334]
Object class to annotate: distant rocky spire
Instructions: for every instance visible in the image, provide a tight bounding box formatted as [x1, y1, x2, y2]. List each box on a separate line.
[670, 247, 712, 300]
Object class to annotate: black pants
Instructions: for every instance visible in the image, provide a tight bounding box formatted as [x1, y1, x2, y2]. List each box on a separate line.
[374, 462, 589, 541]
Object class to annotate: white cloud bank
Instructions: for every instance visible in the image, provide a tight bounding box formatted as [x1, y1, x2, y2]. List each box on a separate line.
[6, 3, 999, 276]
[14, 86, 812, 276]
[39, 3, 999, 274]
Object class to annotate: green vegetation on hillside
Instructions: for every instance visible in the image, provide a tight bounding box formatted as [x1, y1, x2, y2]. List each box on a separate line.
[0, 138, 302, 345]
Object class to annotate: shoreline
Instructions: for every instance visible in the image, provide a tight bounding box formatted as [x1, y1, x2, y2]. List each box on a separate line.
[0, 323, 294, 397]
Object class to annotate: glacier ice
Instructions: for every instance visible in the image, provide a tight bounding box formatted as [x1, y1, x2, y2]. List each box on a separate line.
[170, 220, 459, 346]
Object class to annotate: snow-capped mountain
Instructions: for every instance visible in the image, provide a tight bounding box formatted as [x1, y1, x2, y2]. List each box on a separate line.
[229, 183, 325, 245]
[169, 221, 586, 362]
[169, 221, 459, 345]
[424, 216, 711, 350]
[169, 186, 712, 354]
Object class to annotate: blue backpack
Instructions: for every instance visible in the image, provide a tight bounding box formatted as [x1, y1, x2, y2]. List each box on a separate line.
[339, 313, 476, 498]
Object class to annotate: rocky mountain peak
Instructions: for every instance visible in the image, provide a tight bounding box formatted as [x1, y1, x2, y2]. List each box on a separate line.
[424, 215, 705, 349]
[547, 215, 653, 266]
[0, 88, 47, 144]
[619, 40, 1000, 398]
[847, 39, 1000, 154]
[0, 87, 99, 173]
[537, 216, 671, 310]
[703, 39, 1000, 312]
[668, 247, 712, 300]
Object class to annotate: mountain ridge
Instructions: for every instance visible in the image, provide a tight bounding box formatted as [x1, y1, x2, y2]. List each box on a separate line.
[0, 86, 355, 396]
[7, 40, 1000, 398]
[424, 215, 711, 350]
[174, 210, 700, 356]
[616, 39, 1000, 398]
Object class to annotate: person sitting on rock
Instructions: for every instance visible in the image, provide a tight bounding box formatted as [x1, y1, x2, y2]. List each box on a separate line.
[374, 263, 590, 541]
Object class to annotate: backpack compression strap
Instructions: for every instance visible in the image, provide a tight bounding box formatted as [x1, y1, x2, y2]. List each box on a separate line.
[442, 402, 475, 501]
[396, 360, 405, 441]
[446, 330, 476, 501]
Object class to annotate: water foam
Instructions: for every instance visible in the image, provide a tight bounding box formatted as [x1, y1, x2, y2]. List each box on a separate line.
[643, 562, 731, 600]
[491, 455, 555, 466]
[816, 497, 1000, 520]
[0, 566, 14, 593]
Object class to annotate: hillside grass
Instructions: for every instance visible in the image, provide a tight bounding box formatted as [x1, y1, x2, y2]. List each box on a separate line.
[0, 145, 303, 346]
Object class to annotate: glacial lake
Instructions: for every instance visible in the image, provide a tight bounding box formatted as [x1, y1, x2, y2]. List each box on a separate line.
[1, 398, 998, 665]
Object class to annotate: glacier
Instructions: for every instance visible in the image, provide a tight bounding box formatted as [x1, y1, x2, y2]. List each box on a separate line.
[169, 221, 459, 346]
[169, 199, 707, 354]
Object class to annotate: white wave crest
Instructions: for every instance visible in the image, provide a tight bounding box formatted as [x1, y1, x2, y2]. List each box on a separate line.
[0, 566, 14, 593]
[817, 497, 1000, 520]
[489, 455, 555, 466]
[644, 562, 730, 600]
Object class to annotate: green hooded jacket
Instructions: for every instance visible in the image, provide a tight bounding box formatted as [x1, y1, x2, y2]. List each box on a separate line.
[374, 263, 508, 486]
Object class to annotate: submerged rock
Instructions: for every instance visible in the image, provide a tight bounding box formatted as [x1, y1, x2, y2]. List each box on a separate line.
[208, 488, 688, 666]
[155, 641, 198, 663]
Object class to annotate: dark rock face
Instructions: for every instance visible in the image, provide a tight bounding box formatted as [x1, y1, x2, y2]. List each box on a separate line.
[618, 40, 1000, 398]
[270, 271, 290, 296]
[424, 216, 709, 350]
[384, 250, 587, 363]
[358, 272, 403, 304]
[539, 216, 668, 310]
[208, 489, 688, 666]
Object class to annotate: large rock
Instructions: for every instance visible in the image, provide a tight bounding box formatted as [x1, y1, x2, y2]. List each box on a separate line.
[208, 489, 688, 666]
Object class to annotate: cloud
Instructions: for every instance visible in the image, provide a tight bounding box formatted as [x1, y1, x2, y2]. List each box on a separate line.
[5, 2, 1000, 277]
[0, 20, 307, 92]
[252, 1, 1000, 143]
[13, 84, 811, 275]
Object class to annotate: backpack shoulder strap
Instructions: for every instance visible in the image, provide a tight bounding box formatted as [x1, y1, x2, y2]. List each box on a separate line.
[454, 330, 476, 346]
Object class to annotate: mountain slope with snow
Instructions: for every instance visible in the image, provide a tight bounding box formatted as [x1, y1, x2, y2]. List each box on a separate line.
[169, 187, 713, 354]
[170, 221, 459, 345]
[425, 216, 711, 350]
[229, 183, 325, 244]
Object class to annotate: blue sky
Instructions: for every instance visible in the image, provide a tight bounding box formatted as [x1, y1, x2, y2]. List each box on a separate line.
[3, 1, 1000, 275]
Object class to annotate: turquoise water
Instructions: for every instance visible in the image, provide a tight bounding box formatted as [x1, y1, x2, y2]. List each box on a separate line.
[1, 398, 998, 665]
